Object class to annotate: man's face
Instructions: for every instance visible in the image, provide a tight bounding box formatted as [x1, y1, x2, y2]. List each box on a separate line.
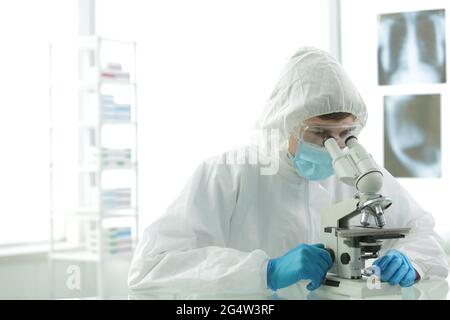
[289, 115, 358, 155]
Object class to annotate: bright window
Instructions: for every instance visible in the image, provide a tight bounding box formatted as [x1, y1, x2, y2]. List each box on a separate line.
[0, 0, 78, 245]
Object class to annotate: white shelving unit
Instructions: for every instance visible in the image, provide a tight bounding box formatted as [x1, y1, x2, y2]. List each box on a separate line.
[48, 35, 138, 297]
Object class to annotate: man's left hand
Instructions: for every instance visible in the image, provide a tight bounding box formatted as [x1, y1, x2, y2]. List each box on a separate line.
[372, 249, 418, 287]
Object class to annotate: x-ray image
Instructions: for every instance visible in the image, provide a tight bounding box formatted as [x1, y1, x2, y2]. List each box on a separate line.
[384, 94, 441, 178]
[378, 9, 446, 85]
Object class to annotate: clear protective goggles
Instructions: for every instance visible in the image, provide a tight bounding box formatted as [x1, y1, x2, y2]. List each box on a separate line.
[296, 122, 362, 149]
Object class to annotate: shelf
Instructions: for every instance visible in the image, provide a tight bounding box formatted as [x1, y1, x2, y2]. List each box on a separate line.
[70, 207, 138, 213]
[49, 249, 100, 262]
[78, 162, 138, 172]
[78, 121, 137, 128]
[64, 208, 138, 220]
[78, 35, 136, 48]
[50, 80, 136, 89]
[79, 80, 137, 90]
[49, 248, 132, 262]
[101, 121, 137, 126]
[100, 79, 136, 86]
[49, 34, 138, 277]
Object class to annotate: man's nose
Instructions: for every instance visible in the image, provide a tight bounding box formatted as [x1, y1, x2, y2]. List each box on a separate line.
[333, 137, 346, 149]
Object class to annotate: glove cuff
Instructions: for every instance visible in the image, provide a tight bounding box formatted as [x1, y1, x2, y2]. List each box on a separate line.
[267, 259, 278, 291]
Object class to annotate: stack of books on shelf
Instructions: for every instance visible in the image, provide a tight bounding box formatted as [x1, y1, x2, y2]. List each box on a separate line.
[101, 94, 131, 123]
[87, 226, 133, 255]
[101, 147, 132, 168]
[102, 188, 131, 209]
[100, 63, 130, 82]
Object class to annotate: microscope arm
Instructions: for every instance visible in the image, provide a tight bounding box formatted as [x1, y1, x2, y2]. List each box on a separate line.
[321, 198, 360, 229]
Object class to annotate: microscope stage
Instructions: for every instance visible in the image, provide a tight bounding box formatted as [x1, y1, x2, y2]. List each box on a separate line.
[336, 227, 410, 238]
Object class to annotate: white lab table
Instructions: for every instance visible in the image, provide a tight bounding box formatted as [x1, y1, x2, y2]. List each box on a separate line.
[89, 278, 450, 300]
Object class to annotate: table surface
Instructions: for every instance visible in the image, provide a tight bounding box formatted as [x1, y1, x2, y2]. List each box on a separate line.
[84, 278, 450, 300]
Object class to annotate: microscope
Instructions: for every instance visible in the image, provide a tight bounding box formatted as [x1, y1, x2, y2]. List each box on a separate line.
[318, 135, 410, 297]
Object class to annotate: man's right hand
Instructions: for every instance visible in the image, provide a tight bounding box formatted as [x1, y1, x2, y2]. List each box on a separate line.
[267, 243, 333, 291]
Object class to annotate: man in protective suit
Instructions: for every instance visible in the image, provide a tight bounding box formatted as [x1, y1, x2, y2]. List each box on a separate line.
[128, 47, 448, 294]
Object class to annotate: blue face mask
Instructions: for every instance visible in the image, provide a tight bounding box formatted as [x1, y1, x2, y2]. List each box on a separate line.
[292, 141, 334, 181]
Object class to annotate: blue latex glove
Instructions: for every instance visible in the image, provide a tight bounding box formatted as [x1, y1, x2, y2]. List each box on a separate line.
[372, 249, 418, 287]
[267, 243, 333, 291]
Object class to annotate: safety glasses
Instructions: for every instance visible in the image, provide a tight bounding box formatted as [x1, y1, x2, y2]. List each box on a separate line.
[296, 122, 362, 148]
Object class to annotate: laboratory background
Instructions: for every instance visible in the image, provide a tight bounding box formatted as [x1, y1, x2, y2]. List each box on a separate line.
[0, 0, 449, 299]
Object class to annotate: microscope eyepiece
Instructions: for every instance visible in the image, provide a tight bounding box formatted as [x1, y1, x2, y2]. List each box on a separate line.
[344, 135, 357, 146]
[322, 136, 334, 147]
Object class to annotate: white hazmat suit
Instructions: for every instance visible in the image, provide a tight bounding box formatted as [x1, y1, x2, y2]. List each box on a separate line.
[128, 47, 448, 293]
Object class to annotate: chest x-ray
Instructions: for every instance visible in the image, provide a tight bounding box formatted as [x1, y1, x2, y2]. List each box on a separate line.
[384, 94, 441, 178]
[378, 9, 446, 85]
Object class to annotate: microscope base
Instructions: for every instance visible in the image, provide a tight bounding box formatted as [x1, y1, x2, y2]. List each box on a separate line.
[315, 276, 401, 299]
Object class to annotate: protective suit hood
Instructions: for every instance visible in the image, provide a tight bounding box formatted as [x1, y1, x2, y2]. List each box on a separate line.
[254, 47, 368, 154]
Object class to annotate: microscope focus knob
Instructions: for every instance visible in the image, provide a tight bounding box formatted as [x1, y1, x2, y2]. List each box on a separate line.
[340, 253, 351, 265]
[325, 248, 335, 263]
